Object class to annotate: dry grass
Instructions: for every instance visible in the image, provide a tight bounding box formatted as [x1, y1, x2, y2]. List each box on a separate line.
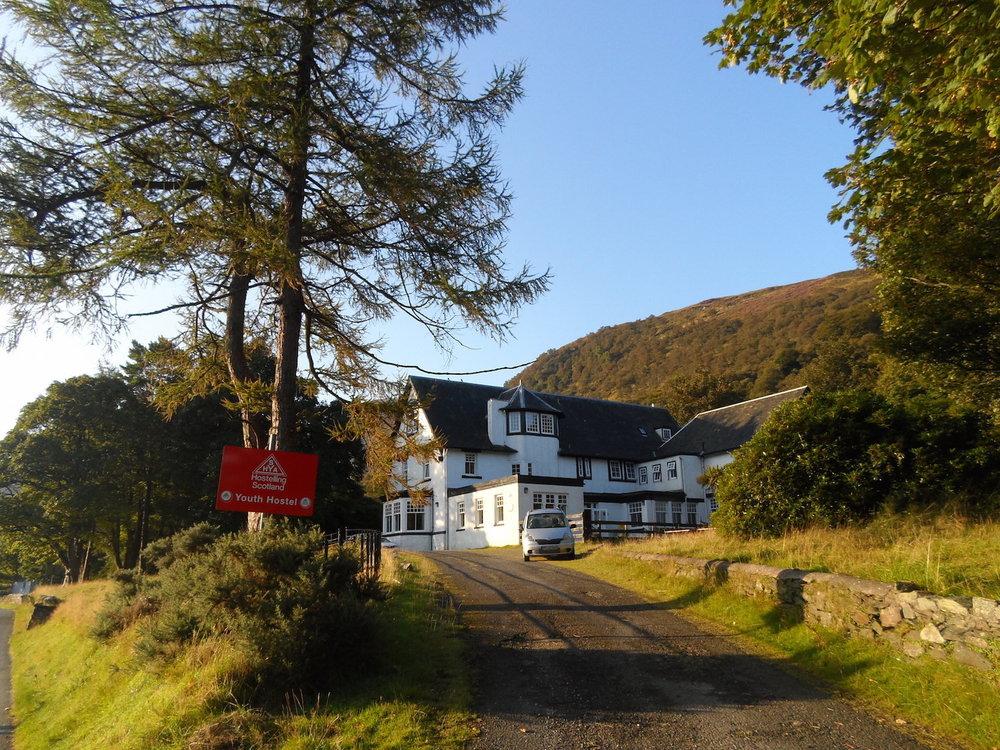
[616, 511, 1000, 599]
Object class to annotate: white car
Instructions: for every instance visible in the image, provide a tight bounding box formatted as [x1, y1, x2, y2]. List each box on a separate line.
[522, 509, 576, 561]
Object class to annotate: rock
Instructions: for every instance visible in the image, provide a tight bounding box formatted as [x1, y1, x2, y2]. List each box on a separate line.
[972, 597, 999, 620]
[920, 623, 946, 644]
[879, 605, 903, 629]
[400, 562, 414, 571]
[953, 644, 992, 672]
[851, 610, 871, 627]
[965, 635, 989, 650]
[27, 599, 59, 629]
[903, 641, 924, 658]
[937, 597, 971, 616]
[900, 602, 916, 620]
[927, 646, 947, 661]
[897, 591, 919, 603]
[915, 596, 938, 613]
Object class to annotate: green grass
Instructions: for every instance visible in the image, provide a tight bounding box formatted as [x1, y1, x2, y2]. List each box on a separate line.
[7, 553, 473, 749]
[559, 546, 1000, 750]
[617, 512, 1000, 599]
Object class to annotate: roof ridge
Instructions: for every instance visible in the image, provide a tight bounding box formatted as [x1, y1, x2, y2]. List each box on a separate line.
[689, 385, 809, 417]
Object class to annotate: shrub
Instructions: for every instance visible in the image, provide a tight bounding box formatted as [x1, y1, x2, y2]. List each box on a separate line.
[713, 390, 999, 538]
[140, 522, 222, 574]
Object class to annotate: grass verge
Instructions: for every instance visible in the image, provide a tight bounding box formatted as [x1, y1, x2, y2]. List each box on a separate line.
[618, 512, 1000, 600]
[559, 545, 1000, 750]
[7, 553, 472, 749]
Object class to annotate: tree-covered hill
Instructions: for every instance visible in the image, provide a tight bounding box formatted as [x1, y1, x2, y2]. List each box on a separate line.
[512, 269, 880, 421]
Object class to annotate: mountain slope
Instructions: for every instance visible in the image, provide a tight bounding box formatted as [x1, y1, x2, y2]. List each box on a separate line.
[513, 270, 879, 421]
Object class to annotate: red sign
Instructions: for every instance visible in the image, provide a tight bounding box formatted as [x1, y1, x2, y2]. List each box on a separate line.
[215, 446, 319, 517]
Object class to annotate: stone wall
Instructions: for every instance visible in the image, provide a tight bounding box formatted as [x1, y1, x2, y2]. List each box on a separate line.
[621, 552, 999, 672]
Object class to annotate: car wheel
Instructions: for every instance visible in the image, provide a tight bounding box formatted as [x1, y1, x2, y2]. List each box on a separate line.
[523, 554, 530, 562]
[566, 551, 576, 560]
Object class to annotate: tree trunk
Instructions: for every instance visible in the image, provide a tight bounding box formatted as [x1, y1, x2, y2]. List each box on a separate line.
[226, 271, 268, 449]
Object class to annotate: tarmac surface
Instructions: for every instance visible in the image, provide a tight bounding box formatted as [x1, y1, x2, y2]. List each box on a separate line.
[431, 548, 931, 750]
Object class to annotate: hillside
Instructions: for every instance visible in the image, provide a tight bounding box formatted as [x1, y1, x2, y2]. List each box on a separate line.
[514, 269, 880, 420]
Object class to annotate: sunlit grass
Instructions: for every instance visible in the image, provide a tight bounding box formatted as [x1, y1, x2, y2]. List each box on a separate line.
[614, 511, 1000, 599]
[559, 546, 1000, 750]
[8, 553, 473, 749]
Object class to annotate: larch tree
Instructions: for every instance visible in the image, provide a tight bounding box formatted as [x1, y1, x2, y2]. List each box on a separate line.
[707, 1, 1000, 418]
[0, 0, 548, 527]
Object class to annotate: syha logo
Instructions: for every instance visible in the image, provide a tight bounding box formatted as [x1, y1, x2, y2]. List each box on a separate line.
[251, 455, 288, 491]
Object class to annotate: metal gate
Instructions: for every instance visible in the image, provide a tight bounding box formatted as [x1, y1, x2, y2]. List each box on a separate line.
[324, 528, 382, 579]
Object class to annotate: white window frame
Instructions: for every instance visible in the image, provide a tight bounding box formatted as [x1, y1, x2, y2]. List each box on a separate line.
[575, 456, 592, 479]
[507, 411, 521, 433]
[464, 452, 478, 476]
[687, 502, 699, 526]
[585, 501, 609, 521]
[666, 460, 678, 480]
[532, 492, 543, 510]
[525, 411, 540, 434]
[557, 494, 567, 512]
[652, 463, 662, 482]
[540, 413, 555, 435]
[475, 497, 485, 527]
[707, 488, 718, 514]
[609, 460, 623, 480]
[457, 500, 466, 529]
[422, 461, 430, 480]
[495, 494, 505, 525]
[638, 466, 648, 484]
[406, 501, 425, 531]
[655, 501, 669, 524]
[671, 501, 682, 526]
[511, 463, 520, 475]
[624, 462, 636, 481]
[628, 501, 643, 524]
[527, 462, 533, 475]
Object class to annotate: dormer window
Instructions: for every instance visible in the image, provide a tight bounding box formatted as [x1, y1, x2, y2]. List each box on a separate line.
[525, 412, 540, 434]
[638, 427, 648, 436]
[507, 411, 521, 433]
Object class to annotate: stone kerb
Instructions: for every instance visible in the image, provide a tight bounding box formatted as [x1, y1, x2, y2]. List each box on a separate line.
[620, 551, 998, 672]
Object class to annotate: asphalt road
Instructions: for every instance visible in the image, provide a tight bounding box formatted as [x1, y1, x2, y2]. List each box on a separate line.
[0, 608, 12, 750]
[431, 549, 931, 750]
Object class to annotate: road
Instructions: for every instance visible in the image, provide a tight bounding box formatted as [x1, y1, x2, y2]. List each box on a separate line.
[431, 549, 930, 750]
[0, 608, 12, 750]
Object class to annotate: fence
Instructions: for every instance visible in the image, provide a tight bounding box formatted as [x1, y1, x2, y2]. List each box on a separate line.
[323, 528, 382, 579]
[566, 510, 702, 542]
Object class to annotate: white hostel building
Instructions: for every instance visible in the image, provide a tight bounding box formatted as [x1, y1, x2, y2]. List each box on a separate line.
[383, 376, 807, 551]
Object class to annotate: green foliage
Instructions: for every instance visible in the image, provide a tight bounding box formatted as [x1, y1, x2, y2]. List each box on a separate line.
[139, 522, 222, 575]
[515, 270, 880, 415]
[706, 1, 1000, 415]
[95, 524, 372, 703]
[713, 391, 1000, 538]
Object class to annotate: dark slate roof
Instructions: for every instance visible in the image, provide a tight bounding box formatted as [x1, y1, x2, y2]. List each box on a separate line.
[656, 386, 809, 457]
[409, 376, 678, 461]
[497, 384, 562, 414]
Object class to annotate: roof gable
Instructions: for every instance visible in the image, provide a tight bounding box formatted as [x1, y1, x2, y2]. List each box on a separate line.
[657, 386, 808, 457]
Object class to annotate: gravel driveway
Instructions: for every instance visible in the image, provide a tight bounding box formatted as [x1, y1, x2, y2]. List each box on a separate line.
[431, 548, 930, 750]
[0, 608, 12, 750]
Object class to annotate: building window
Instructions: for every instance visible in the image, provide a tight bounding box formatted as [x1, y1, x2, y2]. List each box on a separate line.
[527, 462, 533, 475]
[585, 501, 608, 521]
[532, 492, 543, 510]
[422, 461, 430, 480]
[464, 452, 478, 476]
[666, 460, 678, 479]
[475, 497, 485, 526]
[533, 493, 564, 511]
[407, 501, 425, 531]
[706, 488, 718, 514]
[655, 501, 668, 524]
[628, 501, 643, 524]
[624, 462, 636, 481]
[512, 463, 520, 475]
[507, 411, 521, 433]
[495, 495, 505, 525]
[638, 466, 648, 484]
[686, 502, 698, 526]
[652, 463, 662, 482]
[384, 502, 392, 532]
[608, 460, 623, 480]
[457, 500, 466, 529]
[525, 411, 540, 434]
[540, 413, 555, 435]
[671, 501, 682, 525]
[557, 494, 567, 512]
[391, 501, 402, 532]
[576, 457, 592, 479]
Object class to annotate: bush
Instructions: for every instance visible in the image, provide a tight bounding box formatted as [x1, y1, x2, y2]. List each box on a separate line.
[95, 524, 374, 703]
[140, 522, 222, 574]
[713, 390, 1000, 538]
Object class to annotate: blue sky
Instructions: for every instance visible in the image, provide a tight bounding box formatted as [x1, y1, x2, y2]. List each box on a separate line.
[0, 2, 857, 435]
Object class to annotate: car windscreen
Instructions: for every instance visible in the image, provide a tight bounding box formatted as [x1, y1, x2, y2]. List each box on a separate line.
[526, 512, 566, 529]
